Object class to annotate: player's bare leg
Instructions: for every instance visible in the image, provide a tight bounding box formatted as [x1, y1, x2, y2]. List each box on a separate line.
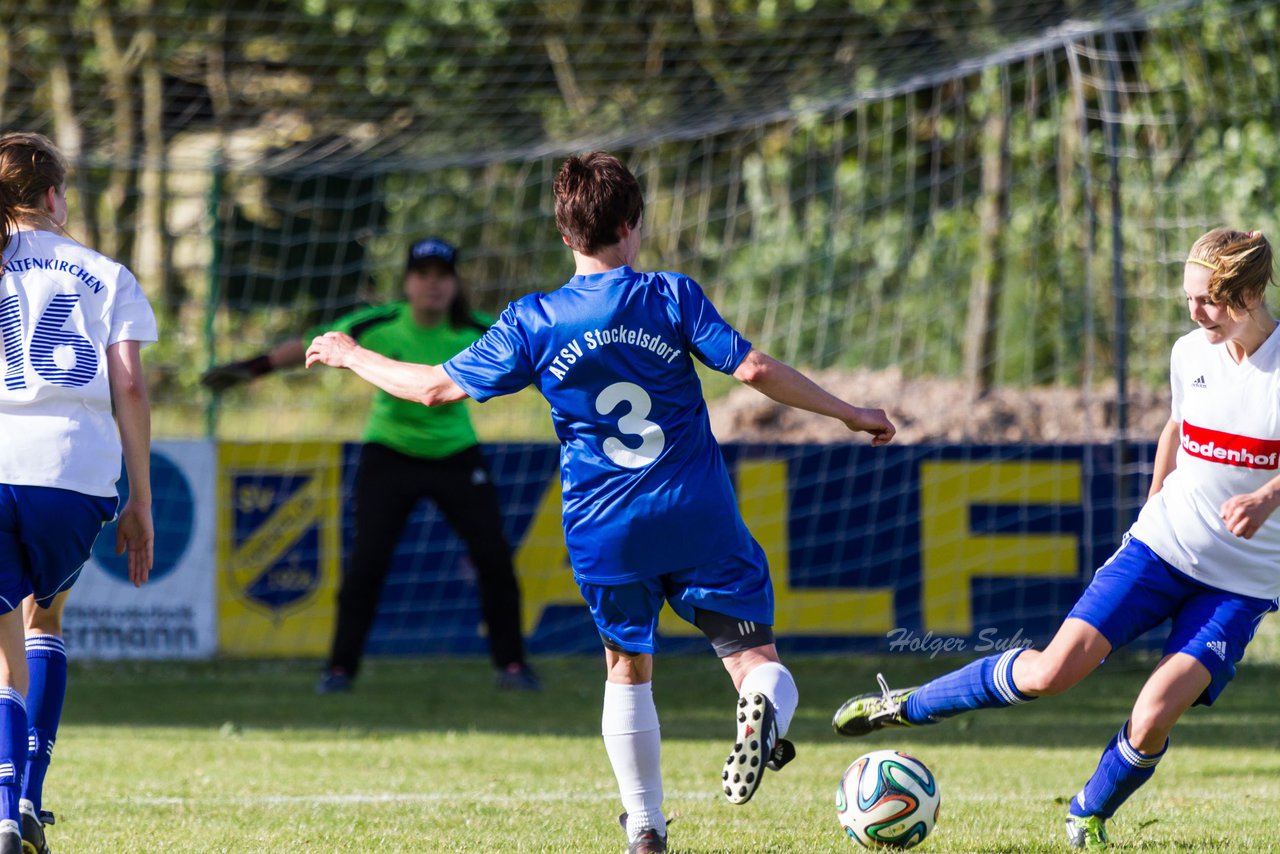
[1012, 618, 1111, 697]
[1127, 653, 1207, 753]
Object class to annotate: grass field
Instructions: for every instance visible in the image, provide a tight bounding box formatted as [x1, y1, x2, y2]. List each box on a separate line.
[51, 649, 1280, 853]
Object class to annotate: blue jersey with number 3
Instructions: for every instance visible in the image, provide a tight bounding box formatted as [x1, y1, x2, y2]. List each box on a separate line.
[444, 266, 755, 583]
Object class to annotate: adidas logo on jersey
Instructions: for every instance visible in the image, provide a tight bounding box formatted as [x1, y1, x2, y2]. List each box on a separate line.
[1206, 640, 1228, 661]
[1191, 375, 1207, 388]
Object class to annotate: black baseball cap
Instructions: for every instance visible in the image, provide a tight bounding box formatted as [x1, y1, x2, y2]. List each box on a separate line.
[406, 236, 458, 273]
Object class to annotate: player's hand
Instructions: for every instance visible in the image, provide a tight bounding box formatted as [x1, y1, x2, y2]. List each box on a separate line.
[306, 331, 360, 369]
[115, 498, 155, 587]
[1220, 489, 1279, 539]
[846, 407, 896, 446]
[200, 355, 272, 391]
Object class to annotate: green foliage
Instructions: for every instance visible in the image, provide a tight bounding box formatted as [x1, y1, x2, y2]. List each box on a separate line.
[5, 2, 1280, 437]
[48, 649, 1280, 851]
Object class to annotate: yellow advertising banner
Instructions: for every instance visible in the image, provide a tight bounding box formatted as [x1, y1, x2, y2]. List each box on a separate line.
[216, 443, 342, 656]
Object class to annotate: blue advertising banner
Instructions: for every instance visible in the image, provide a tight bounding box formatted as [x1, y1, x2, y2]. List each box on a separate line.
[352, 442, 1154, 658]
[67, 441, 217, 659]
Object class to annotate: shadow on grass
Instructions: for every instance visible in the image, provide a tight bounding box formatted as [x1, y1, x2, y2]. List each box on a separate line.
[62, 652, 1280, 750]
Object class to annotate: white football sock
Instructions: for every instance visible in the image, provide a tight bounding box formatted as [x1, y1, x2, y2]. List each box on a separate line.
[740, 661, 798, 737]
[601, 681, 665, 839]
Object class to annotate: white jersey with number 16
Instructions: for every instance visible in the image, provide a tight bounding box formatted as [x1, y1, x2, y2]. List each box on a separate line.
[0, 229, 157, 497]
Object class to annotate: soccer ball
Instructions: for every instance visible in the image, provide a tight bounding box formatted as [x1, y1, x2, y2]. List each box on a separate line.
[836, 749, 940, 849]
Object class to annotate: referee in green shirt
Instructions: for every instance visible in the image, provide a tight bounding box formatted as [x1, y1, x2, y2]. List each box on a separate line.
[202, 237, 538, 693]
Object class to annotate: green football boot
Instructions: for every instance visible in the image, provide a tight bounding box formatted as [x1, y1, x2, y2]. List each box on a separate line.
[1065, 814, 1109, 850]
[832, 673, 918, 737]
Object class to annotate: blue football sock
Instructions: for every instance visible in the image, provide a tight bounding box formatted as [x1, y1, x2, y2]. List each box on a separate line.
[23, 634, 67, 813]
[1070, 722, 1166, 819]
[903, 648, 1033, 724]
[0, 687, 28, 824]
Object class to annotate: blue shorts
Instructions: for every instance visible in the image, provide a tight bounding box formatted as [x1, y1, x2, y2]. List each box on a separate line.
[577, 539, 774, 655]
[1067, 535, 1277, 706]
[0, 484, 117, 612]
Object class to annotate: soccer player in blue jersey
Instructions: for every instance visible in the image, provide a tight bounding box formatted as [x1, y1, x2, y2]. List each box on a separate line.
[834, 227, 1280, 850]
[0, 133, 156, 854]
[307, 151, 895, 854]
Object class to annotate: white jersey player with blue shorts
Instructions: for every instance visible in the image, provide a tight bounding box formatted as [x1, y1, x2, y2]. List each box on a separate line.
[832, 227, 1280, 851]
[0, 131, 156, 854]
[0, 230, 157, 508]
[306, 151, 896, 854]
[1129, 326, 1280, 598]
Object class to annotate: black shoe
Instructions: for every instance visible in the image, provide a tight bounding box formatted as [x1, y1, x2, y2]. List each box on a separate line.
[0, 819, 21, 854]
[618, 813, 667, 854]
[18, 801, 52, 854]
[495, 663, 541, 692]
[767, 735, 796, 772]
[315, 669, 353, 695]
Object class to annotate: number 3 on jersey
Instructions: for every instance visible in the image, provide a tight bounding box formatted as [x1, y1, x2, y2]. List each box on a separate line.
[595, 381, 665, 468]
[0, 293, 98, 390]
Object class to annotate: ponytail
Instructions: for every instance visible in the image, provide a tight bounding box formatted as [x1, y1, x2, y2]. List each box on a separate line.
[0, 132, 68, 254]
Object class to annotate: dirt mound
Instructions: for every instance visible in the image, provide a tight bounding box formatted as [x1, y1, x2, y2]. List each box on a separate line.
[708, 368, 1171, 444]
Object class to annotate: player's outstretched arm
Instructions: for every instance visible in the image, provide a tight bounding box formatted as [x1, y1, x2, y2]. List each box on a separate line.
[200, 339, 306, 391]
[306, 331, 468, 406]
[732, 348, 895, 445]
[107, 340, 155, 587]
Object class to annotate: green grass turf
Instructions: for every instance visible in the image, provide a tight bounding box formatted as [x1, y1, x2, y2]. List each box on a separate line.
[47, 651, 1280, 852]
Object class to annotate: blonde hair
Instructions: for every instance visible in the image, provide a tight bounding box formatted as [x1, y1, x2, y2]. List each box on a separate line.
[1187, 228, 1274, 317]
[0, 132, 68, 253]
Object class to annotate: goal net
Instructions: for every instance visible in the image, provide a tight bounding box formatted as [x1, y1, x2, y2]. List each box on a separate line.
[5, 1, 1276, 658]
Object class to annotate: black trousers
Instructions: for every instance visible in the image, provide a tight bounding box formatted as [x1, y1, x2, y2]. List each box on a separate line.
[326, 442, 526, 676]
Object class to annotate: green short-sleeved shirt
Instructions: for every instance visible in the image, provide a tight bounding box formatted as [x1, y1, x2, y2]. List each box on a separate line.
[307, 303, 491, 460]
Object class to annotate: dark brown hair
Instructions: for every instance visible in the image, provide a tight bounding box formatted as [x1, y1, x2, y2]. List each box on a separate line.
[0, 132, 67, 253]
[553, 151, 644, 255]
